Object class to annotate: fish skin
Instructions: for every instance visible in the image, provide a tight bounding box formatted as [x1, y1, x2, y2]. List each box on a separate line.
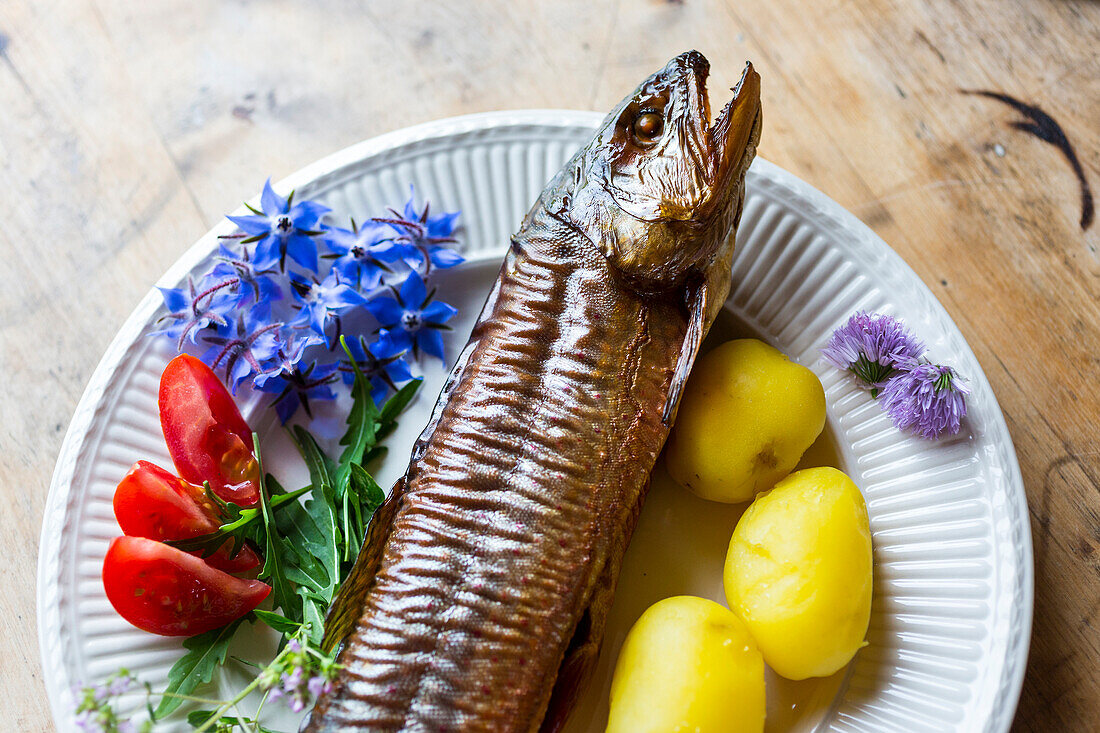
[306, 51, 761, 733]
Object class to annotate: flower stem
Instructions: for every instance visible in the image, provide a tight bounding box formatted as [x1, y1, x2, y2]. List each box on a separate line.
[191, 646, 293, 733]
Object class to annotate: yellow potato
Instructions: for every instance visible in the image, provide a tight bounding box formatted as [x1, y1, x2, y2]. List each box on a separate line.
[606, 596, 765, 733]
[724, 467, 872, 680]
[665, 338, 826, 503]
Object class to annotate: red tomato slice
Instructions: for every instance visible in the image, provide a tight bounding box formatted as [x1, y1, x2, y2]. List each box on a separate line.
[113, 461, 261, 574]
[102, 536, 270, 636]
[159, 354, 260, 506]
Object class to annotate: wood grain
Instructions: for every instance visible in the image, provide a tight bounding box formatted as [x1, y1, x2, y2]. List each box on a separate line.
[1, 0, 1096, 729]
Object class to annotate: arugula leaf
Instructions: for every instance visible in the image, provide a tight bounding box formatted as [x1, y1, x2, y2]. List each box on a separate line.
[268, 477, 328, 571]
[187, 711, 282, 733]
[165, 486, 310, 557]
[379, 379, 422, 426]
[288, 426, 341, 597]
[350, 463, 386, 512]
[155, 619, 243, 718]
[253, 437, 300, 623]
[154, 343, 423, 727]
[300, 589, 328, 646]
[347, 463, 385, 547]
[252, 610, 301, 637]
[334, 336, 382, 492]
[362, 445, 387, 466]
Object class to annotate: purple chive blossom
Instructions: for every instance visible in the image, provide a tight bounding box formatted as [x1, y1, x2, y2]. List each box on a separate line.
[155, 275, 237, 350]
[226, 178, 330, 272]
[372, 186, 463, 274]
[208, 243, 283, 310]
[366, 270, 457, 362]
[254, 360, 340, 423]
[201, 306, 284, 392]
[325, 219, 409, 291]
[822, 311, 925, 393]
[340, 335, 415, 405]
[288, 269, 367, 343]
[880, 363, 970, 439]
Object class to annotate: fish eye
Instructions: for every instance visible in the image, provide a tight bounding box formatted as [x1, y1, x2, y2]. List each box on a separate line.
[632, 110, 664, 144]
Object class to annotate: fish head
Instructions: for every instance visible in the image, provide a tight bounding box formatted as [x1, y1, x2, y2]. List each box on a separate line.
[565, 51, 761, 292]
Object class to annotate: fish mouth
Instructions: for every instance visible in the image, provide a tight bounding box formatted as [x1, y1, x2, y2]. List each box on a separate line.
[675, 51, 761, 200]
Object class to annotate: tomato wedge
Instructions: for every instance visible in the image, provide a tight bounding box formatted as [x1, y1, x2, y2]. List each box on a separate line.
[113, 461, 261, 574]
[159, 354, 260, 506]
[102, 537, 270, 636]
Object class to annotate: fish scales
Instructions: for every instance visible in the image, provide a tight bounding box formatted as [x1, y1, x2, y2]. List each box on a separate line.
[337, 238, 668, 728]
[307, 51, 761, 732]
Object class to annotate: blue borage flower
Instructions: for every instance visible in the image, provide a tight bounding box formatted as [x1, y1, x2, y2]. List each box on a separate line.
[325, 219, 407, 291]
[287, 269, 367, 343]
[200, 305, 284, 393]
[155, 180, 463, 421]
[373, 187, 463, 274]
[208, 243, 284, 310]
[824, 311, 968, 440]
[880, 363, 970, 439]
[366, 270, 457, 363]
[154, 275, 237, 351]
[254, 359, 340, 424]
[226, 179, 330, 272]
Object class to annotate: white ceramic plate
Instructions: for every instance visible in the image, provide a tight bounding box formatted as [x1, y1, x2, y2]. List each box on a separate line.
[39, 111, 1032, 733]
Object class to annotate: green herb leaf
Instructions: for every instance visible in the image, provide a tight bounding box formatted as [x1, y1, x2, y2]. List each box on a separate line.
[165, 486, 310, 557]
[379, 379, 422, 426]
[187, 710, 282, 733]
[252, 610, 302, 637]
[288, 425, 341, 598]
[253, 436, 300, 622]
[349, 463, 386, 512]
[300, 590, 328, 646]
[334, 336, 382, 492]
[155, 619, 243, 718]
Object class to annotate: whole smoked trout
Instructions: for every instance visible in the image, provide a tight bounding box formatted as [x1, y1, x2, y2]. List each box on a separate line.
[307, 51, 761, 732]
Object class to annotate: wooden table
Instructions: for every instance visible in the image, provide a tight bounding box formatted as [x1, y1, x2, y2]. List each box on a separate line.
[2, 0, 1096, 729]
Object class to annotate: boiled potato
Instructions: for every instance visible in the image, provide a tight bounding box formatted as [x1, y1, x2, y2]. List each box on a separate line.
[665, 338, 825, 503]
[724, 467, 872, 680]
[606, 596, 765, 733]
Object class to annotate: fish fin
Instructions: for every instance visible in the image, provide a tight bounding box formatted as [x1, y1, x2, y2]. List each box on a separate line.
[662, 277, 708, 426]
[539, 480, 650, 733]
[538, 604, 601, 733]
[320, 476, 406, 654]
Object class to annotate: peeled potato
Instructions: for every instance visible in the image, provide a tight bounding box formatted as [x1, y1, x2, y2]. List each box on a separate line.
[665, 338, 826, 503]
[606, 596, 765, 733]
[724, 466, 872, 680]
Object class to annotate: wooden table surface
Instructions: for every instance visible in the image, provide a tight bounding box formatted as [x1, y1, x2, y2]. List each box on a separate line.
[2, 0, 1097, 729]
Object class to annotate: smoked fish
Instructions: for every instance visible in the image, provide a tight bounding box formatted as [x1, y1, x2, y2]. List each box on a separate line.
[306, 50, 762, 732]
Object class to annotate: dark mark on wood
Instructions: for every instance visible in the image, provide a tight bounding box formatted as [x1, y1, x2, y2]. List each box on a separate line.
[914, 30, 946, 64]
[963, 89, 1094, 230]
[0, 28, 33, 96]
